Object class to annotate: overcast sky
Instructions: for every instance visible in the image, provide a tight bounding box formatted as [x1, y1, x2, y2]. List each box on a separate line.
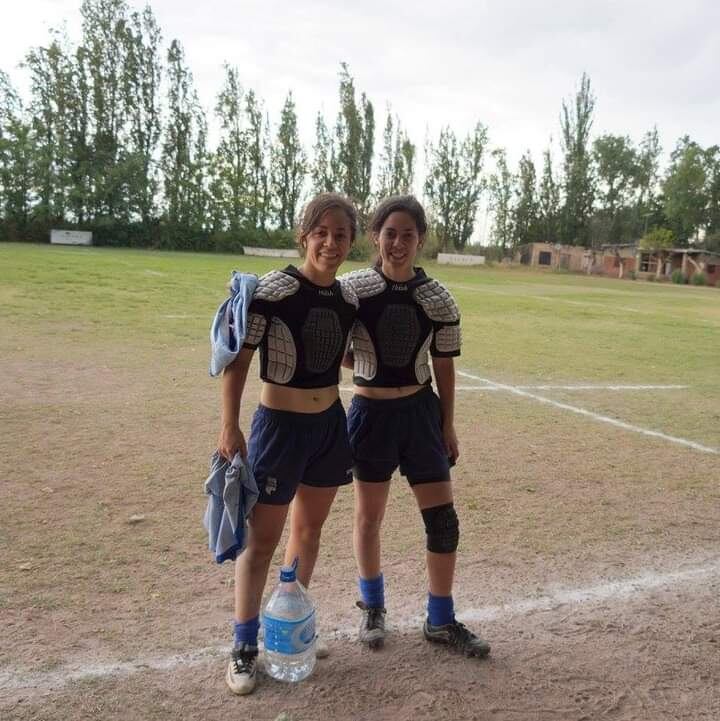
[1, 0, 719, 237]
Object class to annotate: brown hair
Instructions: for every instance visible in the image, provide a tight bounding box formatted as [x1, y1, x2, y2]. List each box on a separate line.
[368, 195, 428, 237]
[297, 193, 358, 249]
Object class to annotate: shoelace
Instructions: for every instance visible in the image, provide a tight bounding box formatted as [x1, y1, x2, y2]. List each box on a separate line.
[367, 607, 385, 629]
[447, 621, 478, 647]
[357, 601, 386, 629]
[232, 651, 257, 674]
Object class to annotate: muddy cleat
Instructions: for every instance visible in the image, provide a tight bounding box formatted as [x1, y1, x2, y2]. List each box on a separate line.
[356, 600, 386, 649]
[423, 619, 491, 658]
[226, 643, 259, 695]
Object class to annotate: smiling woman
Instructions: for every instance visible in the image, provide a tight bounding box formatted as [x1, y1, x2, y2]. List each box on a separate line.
[340, 195, 490, 659]
[296, 196, 357, 285]
[215, 192, 360, 696]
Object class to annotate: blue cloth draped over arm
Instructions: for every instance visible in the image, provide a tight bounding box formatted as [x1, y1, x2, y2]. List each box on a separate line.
[209, 271, 259, 377]
[205, 270, 260, 562]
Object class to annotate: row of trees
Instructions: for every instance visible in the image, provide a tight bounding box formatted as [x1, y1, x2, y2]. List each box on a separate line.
[1, 0, 718, 254]
[488, 75, 720, 254]
[0, 0, 437, 251]
[0, 0, 309, 249]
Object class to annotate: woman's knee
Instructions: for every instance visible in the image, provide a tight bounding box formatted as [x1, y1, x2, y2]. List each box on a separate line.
[354, 510, 384, 536]
[243, 525, 282, 566]
[241, 542, 275, 570]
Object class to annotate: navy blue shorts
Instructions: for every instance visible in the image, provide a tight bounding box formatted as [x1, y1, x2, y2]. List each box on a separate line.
[347, 387, 452, 484]
[248, 399, 353, 505]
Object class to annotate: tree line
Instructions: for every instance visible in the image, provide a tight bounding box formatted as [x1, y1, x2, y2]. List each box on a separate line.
[1, 0, 718, 255]
[488, 74, 720, 255]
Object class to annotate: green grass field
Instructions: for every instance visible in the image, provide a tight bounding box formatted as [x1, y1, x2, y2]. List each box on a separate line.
[2, 242, 718, 371]
[2, 241, 718, 446]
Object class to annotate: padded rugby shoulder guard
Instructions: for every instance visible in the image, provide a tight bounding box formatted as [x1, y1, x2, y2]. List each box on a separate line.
[413, 280, 459, 323]
[338, 277, 360, 309]
[340, 269, 387, 299]
[254, 270, 300, 302]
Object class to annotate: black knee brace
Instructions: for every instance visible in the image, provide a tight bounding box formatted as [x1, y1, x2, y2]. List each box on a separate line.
[421, 503, 459, 553]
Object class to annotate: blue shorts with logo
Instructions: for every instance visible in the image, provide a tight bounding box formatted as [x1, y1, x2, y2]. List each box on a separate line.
[347, 386, 452, 484]
[248, 399, 354, 505]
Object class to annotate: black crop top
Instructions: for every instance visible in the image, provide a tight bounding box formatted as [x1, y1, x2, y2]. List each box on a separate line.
[243, 265, 358, 389]
[340, 267, 461, 388]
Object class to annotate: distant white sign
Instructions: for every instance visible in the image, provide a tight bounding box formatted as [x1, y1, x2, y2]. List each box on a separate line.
[243, 246, 300, 258]
[437, 252, 485, 266]
[50, 229, 92, 246]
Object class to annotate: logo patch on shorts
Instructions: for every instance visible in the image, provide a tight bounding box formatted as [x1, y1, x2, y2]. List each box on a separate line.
[265, 477, 278, 495]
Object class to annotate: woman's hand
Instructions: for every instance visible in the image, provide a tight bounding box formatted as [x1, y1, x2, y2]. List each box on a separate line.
[218, 423, 247, 461]
[443, 423, 460, 464]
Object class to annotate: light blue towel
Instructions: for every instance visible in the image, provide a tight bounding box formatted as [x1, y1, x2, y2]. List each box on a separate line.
[209, 271, 259, 377]
[203, 451, 259, 564]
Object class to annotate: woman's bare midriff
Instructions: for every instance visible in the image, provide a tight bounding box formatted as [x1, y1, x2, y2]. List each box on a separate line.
[260, 383, 340, 413]
[352, 384, 425, 400]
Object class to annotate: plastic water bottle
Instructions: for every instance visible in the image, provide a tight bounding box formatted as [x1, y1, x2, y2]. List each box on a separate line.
[262, 558, 316, 682]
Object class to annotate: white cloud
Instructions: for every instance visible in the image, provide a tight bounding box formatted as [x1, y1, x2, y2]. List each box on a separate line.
[1, 0, 718, 214]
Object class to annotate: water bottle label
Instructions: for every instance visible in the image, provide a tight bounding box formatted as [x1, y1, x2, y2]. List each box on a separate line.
[263, 610, 316, 655]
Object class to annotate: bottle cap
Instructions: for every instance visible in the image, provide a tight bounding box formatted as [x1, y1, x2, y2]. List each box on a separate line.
[280, 556, 299, 582]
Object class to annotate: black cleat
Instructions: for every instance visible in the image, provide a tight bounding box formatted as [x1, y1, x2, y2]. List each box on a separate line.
[423, 619, 491, 658]
[226, 643, 259, 695]
[356, 600, 386, 649]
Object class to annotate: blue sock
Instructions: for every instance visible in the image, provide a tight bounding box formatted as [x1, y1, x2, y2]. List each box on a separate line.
[359, 574, 385, 608]
[427, 593, 454, 627]
[233, 616, 260, 647]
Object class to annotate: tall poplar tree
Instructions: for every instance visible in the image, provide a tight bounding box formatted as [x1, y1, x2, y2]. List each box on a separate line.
[334, 63, 374, 221]
[592, 134, 638, 243]
[0, 71, 34, 234]
[560, 73, 595, 246]
[425, 122, 488, 250]
[124, 5, 162, 225]
[214, 64, 247, 231]
[311, 112, 334, 194]
[488, 148, 515, 254]
[378, 110, 415, 198]
[244, 90, 270, 230]
[271, 92, 306, 230]
[538, 147, 560, 242]
[25, 37, 75, 223]
[513, 151, 539, 246]
[162, 39, 206, 232]
[80, 0, 131, 219]
[663, 136, 708, 243]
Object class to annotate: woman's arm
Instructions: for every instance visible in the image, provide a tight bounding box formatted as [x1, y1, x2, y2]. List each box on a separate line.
[432, 355, 459, 463]
[217, 346, 255, 459]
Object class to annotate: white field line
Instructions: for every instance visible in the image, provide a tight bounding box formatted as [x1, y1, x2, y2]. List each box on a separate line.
[389, 559, 720, 628]
[458, 370, 719, 455]
[339, 384, 689, 393]
[2, 560, 719, 696]
[338, 386, 495, 392]
[338, 385, 509, 393]
[503, 384, 689, 391]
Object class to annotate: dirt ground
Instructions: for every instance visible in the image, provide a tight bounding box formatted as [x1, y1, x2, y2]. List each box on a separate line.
[1, 343, 719, 721]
